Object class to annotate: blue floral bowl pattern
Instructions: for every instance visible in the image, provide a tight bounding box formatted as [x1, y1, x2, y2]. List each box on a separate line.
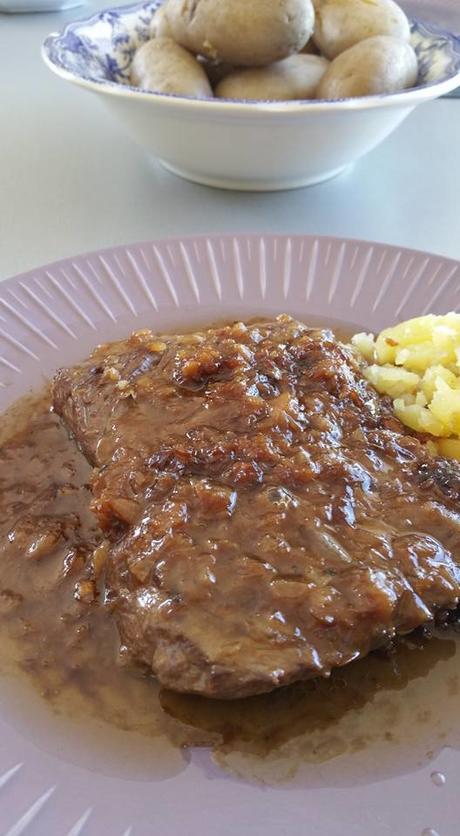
[43, 0, 460, 100]
[44, 1, 161, 89]
[41, 2, 460, 190]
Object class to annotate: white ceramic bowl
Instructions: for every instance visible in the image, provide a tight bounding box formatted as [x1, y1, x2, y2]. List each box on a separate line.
[42, 1, 460, 191]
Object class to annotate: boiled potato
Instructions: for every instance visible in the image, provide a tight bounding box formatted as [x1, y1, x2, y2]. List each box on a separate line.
[317, 35, 418, 99]
[352, 313, 460, 446]
[313, 0, 411, 59]
[430, 378, 460, 434]
[160, 0, 315, 67]
[393, 400, 447, 437]
[351, 332, 375, 362]
[215, 55, 329, 101]
[422, 366, 459, 401]
[150, 5, 174, 38]
[365, 365, 420, 398]
[436, 438, 460, 461]
[376, 314, 460, 367]
[130, 37, 213, 98]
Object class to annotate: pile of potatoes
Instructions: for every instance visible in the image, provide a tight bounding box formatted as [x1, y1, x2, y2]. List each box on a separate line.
[130, 0, 419, 102]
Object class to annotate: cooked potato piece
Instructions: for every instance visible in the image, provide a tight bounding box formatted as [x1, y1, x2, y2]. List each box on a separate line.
[130, 37, 213, 98]
[317, 36, 418, 99]
[393, 400, 447, 437]
[215, 55, 329, 101]
[376, 314, 460, 368]
[160, 0, 315, 67]
[365, 365, 420, 398]
[150, 5, 174, 38]
[436, 438, 460, 461]
[429, 379, 460, 435]
[351, 332, 376, 362]
[313, 0, 411, 59]
[352, 313, 460, 448]
[422, 366, 459, 401]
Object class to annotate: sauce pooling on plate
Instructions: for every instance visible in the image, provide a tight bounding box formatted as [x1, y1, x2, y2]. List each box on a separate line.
[0, 379, 460, 785]
[51, 316, 460, 699]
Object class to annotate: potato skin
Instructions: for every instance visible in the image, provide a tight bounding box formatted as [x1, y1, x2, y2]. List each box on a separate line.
[161, 0, 315, 67]
[216, 55, 329, 101]
[313, 0, 411, 59]
[130, 37, 213, 98]
[150, 6, 174, 38]
[316, 35, 418, 99]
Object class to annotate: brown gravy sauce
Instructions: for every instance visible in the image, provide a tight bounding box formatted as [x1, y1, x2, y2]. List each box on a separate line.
[1, 340, 460, 786]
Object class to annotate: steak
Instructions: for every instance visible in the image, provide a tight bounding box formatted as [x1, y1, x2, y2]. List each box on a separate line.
[52, 316, 460, 699]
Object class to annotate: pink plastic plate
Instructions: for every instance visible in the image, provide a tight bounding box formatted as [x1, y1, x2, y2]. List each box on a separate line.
[1, 234, 460, 836]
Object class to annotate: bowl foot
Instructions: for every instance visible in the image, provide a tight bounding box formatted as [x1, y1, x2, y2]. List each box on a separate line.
[159, 161, 351, 192]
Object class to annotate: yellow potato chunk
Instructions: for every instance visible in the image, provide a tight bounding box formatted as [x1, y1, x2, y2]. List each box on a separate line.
[393, 401, 447, 437]
[429, 378, 460, 435]
[422, 366, 458, 401]
[365, 365, 420, 398]
[415, 391, 428, 407]
[351, 312, 460, 453]
[436, 439, 460, 461]
[351, 332, 375, 362]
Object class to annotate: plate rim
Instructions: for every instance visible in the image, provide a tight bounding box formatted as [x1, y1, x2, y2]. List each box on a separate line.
[2, 232, 459, 290]
[2, 231, 460, 835]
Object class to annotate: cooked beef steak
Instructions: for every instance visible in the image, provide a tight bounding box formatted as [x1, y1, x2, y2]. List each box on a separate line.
[52, 316, 460, 698]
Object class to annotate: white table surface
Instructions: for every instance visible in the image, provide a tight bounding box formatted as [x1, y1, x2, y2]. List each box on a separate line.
[0, 1, 459, 282]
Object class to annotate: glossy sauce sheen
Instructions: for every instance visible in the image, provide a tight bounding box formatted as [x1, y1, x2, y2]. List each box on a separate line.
[52, 316, 460, 699]
[0, 339, 459, 785]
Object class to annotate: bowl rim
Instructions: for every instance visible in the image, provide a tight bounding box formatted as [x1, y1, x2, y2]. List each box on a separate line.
[42, 2, 460, 114]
